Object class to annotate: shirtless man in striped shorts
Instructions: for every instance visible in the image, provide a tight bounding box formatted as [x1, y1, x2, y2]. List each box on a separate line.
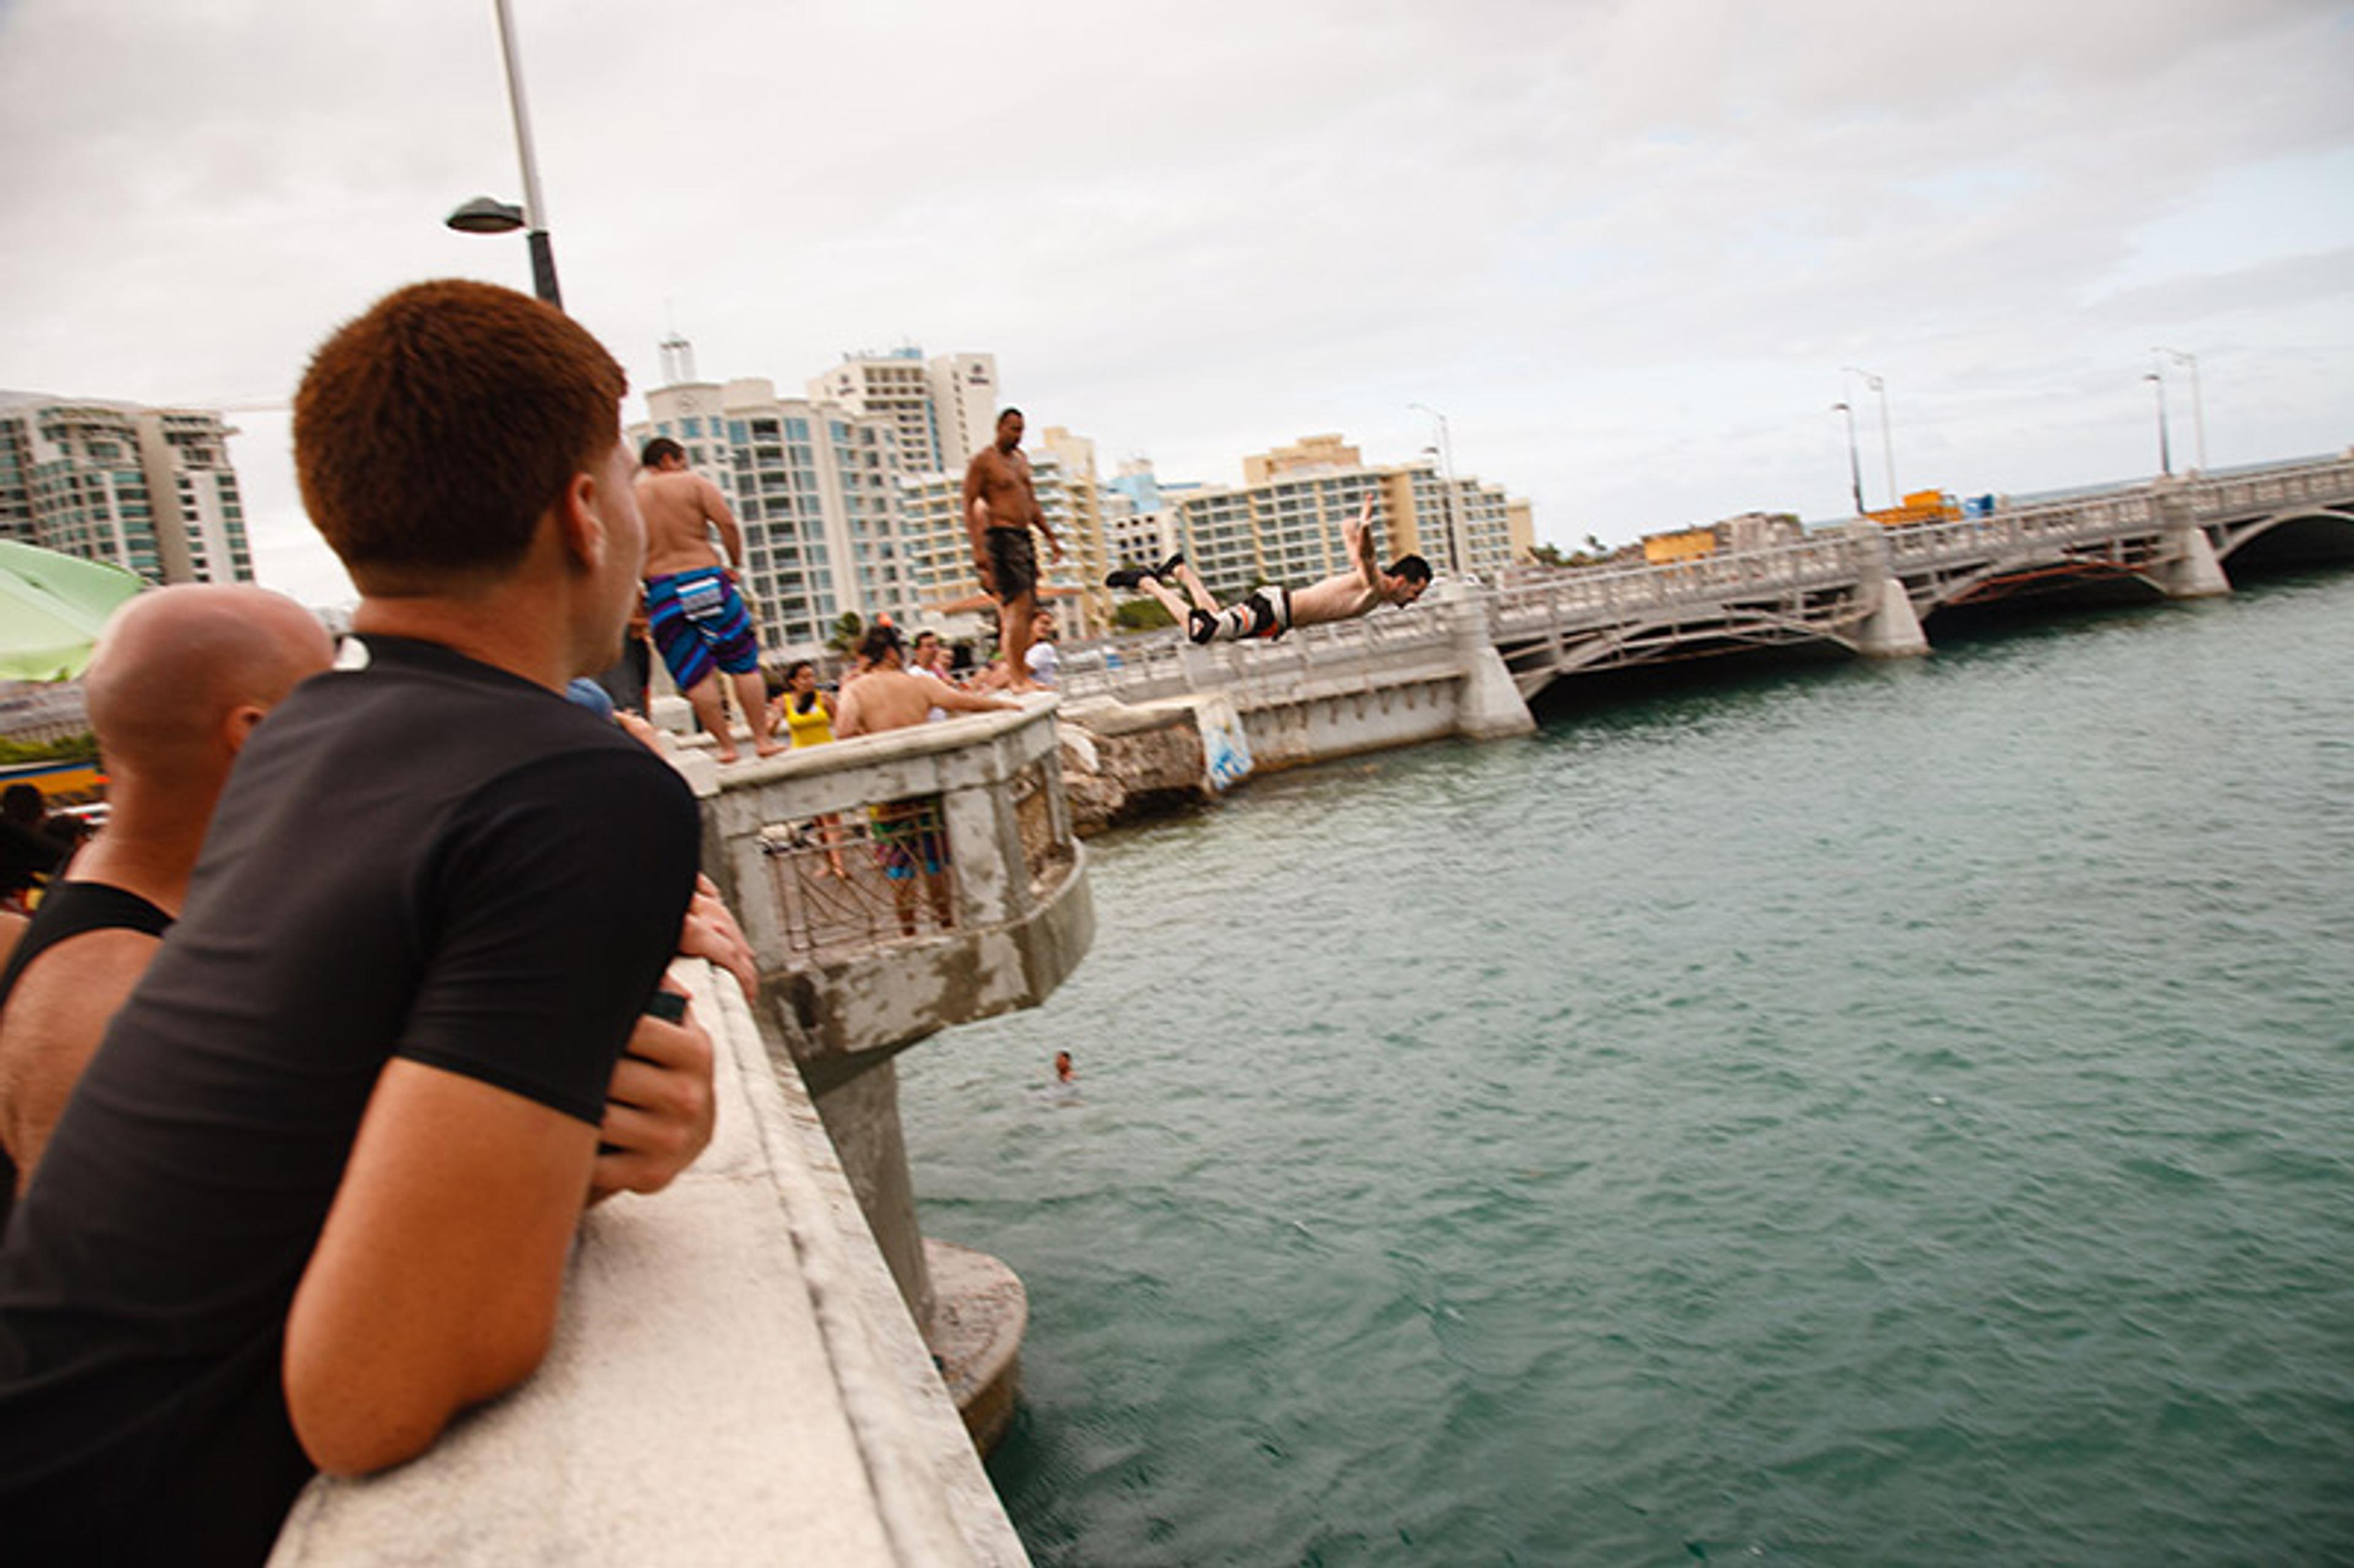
[636, 438, 780, 761]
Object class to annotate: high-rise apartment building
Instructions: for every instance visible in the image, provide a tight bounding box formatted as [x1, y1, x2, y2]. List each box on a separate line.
[808, 348, 1001, 476]
[1032, 427, 1110, 633]
[633, 374, 921, 660]
[0, 392, 253, 585]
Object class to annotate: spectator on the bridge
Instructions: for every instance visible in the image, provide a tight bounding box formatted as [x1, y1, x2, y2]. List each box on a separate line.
[637, 436, 782, 763]
[0, 585, 335, 1233]
[0, 279, 715, 1564]
[1107, 496, 1431, 644]
[774, 659, 849, 878]
[1024, 609, 1062, 688]
[834, 623, 1018, 934]
[0, 783, 69, 911]
[775, 659, 838, 749]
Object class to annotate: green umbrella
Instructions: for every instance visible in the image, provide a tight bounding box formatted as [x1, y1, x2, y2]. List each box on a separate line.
[0, 541, 147, 682]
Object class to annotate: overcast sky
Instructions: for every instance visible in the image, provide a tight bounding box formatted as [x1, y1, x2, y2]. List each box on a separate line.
[4, 0, 2349, 607]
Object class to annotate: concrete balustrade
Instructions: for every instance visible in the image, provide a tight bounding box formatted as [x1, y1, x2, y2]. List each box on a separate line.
[693, 699, 1089, 1398]
[269, 956, 1029, 1567]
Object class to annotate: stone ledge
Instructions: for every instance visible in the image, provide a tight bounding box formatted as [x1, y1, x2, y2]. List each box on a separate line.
[267, 957, 1028, 1568]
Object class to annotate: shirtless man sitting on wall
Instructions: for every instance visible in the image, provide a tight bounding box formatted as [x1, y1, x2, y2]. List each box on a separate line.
[636, 437, 779, 761]
[1107, 495, 1432, 644]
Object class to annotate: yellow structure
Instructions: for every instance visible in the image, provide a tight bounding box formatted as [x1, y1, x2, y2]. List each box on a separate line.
[1242, 434, 1362, 485]
[1642, 528, 1717, 565]
[1868, 490, 1962, 528]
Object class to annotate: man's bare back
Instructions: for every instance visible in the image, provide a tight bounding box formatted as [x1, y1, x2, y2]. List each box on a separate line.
[635, 466, 740, 577]
[836, 665, 1013, 737]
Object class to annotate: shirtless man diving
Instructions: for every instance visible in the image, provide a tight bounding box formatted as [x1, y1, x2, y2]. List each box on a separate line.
[636, 436, 780, 760]
[961, 408, 1062, 693]
[1108, 496, 1433, 644]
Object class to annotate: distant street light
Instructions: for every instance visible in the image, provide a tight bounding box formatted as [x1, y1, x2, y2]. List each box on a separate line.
[2152, 346, 2206, 471]
[2143, 373, 2173, 478]
[444, 0, 562, 308]
[1406, 402, 1463, 576]
[1842, 366, 1897, 508]
[1830, 402, 1866, 516]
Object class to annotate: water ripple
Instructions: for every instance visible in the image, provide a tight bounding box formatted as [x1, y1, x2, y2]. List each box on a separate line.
[910, 576, 2354, 1566]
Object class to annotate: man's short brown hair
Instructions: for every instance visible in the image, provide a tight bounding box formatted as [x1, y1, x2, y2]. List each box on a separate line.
[293, 280, 628, 587]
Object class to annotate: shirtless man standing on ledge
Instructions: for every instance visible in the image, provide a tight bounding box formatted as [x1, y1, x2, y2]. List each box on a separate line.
[961, 408, 1062, 693]
[636, 437, 779, 760]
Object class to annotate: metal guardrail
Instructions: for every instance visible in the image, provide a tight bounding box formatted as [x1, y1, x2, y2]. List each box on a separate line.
[700, 702, 1078, 988]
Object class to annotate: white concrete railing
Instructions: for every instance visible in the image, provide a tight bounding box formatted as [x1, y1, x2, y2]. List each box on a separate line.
[269, 955, 1028, 1567]
[696, 698, 1089, 1068]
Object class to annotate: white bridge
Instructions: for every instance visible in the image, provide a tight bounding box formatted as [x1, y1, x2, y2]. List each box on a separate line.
[1487, 454, 2354, 699]
[1062, 453, 2354, 736]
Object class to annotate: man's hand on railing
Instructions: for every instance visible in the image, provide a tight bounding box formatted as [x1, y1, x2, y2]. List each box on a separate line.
[680, 873, 759, 1007]
[590, 986, 717, 1203]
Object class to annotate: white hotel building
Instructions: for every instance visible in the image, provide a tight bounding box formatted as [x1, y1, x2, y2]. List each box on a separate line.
[632, 374, 920, 660]
[0, 392, 254, 585]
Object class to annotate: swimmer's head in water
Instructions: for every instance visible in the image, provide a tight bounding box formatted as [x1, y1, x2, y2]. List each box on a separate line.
[1054, 1051, 1073, 1081]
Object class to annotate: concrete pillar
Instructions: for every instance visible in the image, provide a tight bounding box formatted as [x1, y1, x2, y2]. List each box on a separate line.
[2153, 487, 2231, 599]
[1443, 580, 1535, 739]
[1854, 577, 1929, 657]
[1846, 522, 1929, 658]
[807, 1060, 934, 1330]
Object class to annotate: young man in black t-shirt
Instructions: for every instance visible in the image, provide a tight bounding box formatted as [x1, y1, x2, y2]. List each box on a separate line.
[0, 281, 709, 1565]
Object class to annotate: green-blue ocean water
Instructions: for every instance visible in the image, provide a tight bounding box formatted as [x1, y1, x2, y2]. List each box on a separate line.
[902, 573, 2354, 1566]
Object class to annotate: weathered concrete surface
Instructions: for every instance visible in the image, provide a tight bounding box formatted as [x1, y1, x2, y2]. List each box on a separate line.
[925, 1239, 1028, 1455]
[268, 957, 1029, 1568]
[698, 702, 1094, 1077]
[1056, 698, 1209, 835]
[697, 700, 1090, 1341]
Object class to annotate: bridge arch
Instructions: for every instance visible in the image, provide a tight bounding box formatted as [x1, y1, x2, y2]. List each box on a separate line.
[2212, 506, 2354, 571]
[1915, 552, 2167, 617]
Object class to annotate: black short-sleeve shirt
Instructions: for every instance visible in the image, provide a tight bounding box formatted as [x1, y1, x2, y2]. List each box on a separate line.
[0, 635, 700, 1564]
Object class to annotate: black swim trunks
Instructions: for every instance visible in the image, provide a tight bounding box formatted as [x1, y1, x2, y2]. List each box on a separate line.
[985, 527, 1038, 601]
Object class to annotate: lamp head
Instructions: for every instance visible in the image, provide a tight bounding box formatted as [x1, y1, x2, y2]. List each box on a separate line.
[446, 196, 528, 235]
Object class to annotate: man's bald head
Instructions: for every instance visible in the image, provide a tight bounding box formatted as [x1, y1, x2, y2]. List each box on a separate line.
[84, 587, 337, 785]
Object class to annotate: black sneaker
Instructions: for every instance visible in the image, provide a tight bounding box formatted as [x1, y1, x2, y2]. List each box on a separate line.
[1106, 564, 1149, 589]
[1155, 551, 1186, 579]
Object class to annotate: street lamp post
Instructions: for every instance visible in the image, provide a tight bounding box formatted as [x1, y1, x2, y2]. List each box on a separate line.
[2143, 373, 2173, 478]
[1406, 402, 1463, 577]
[1842, 366, 1897, 508]
[2152, 346, 2205, 471]
[1831, 402, 1866, 516]
[446, 0, 562, 308]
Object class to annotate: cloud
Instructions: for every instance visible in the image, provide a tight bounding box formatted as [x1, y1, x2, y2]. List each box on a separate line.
[2, 0, 2348, 592]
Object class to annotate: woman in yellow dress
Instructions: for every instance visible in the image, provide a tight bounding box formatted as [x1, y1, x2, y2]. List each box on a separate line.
[773, 661, 847, 876]
[776, 660, 835, 748]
